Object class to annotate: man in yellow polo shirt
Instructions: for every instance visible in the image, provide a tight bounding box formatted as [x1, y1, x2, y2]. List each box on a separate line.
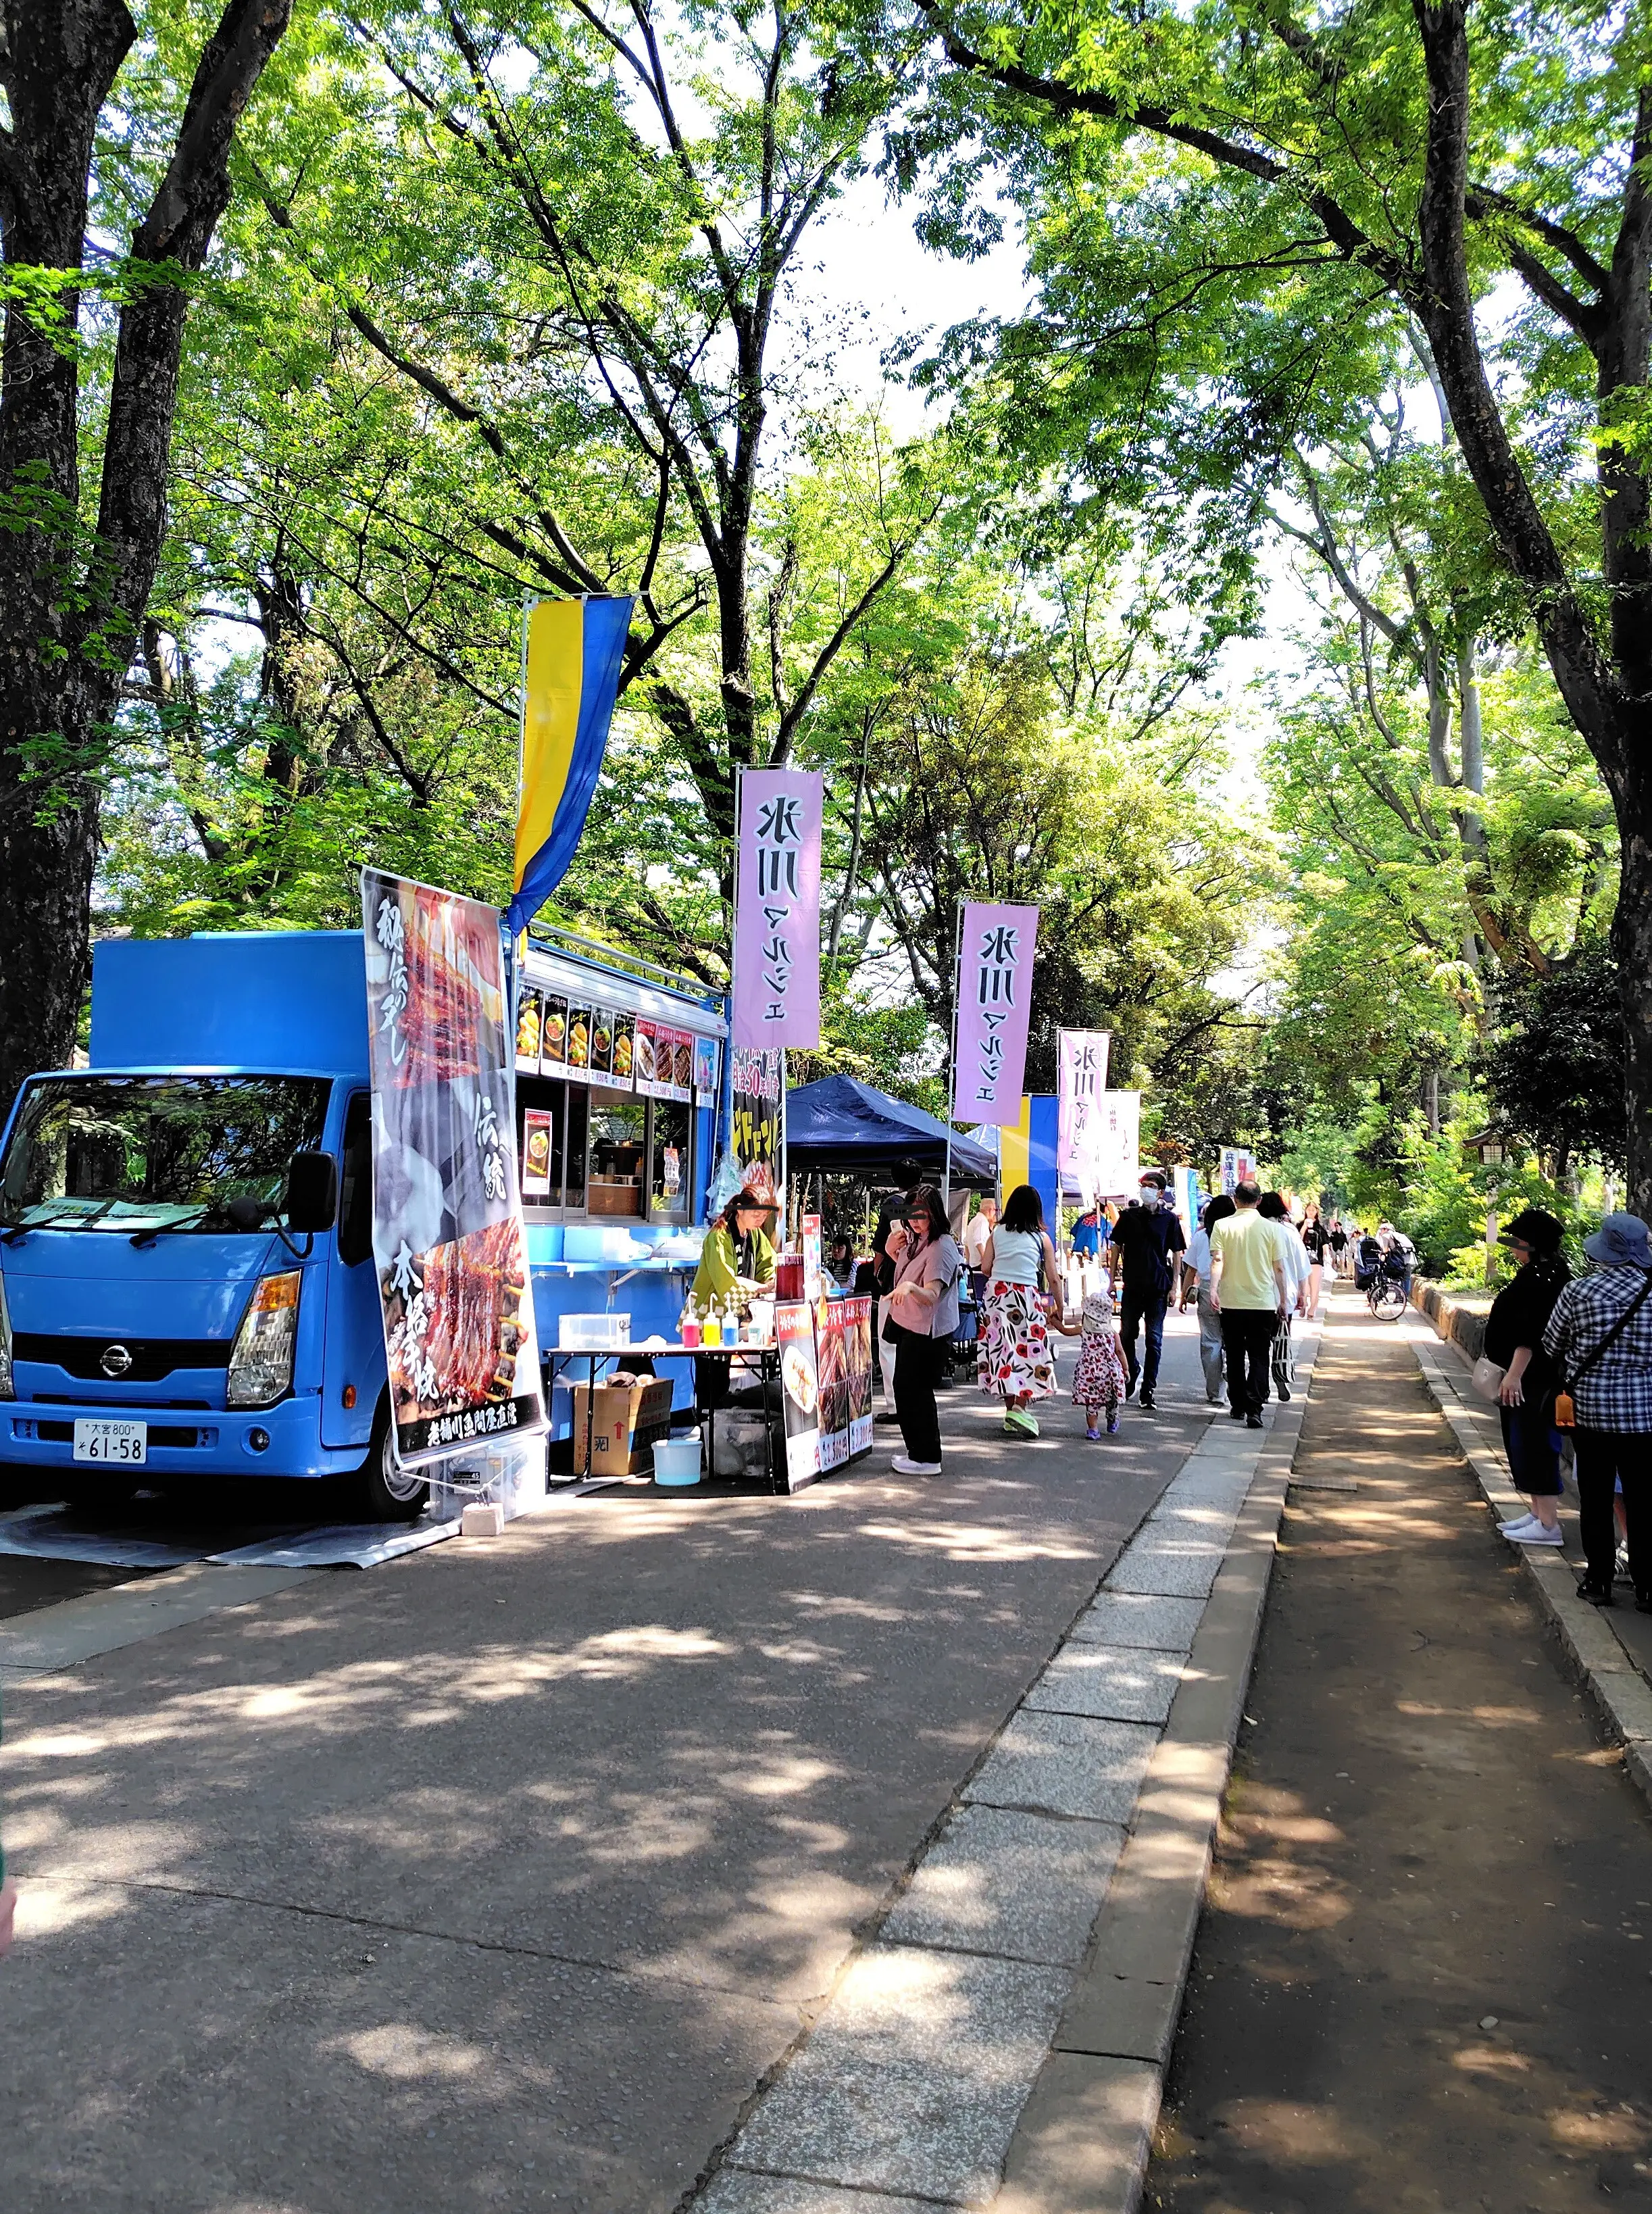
[1209, 1180, 1288, 1428]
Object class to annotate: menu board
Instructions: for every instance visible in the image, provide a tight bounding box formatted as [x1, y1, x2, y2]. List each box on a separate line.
[668, 1027, 694, 1103]
[816, 1299, 850, 1471]
[589, 1006, 616, 1085]
[515, 987, 543, 1073]
[633, 1017, 661, 1098]
[776, 1299, 820, 1492]
[522, 1108, 554, 1198]
[540, 991, 568, 1071]
[844, 1295, 874, 1456]
[566, 1004, 592, 1080]
[730, 1045, 783, 1206]
[694, 1035, 720, 1106]
[611, 1010, 636, 1090]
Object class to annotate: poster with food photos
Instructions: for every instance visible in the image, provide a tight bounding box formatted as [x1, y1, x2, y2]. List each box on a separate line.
[566, 1004, 591, 1080]
[844, 1295, 874, 1456]
[670, 1027, 694, 1103]
[539, 991, 568, 1071]
[693, 1035, 720, 1106]
[816, 1298, 850, 1472]
[632, 1017, 661, 1098]
[776, 1299, 820, 1492]
[610, 1009, 636, 1089]
[360, 868, 545, 1466]
[522, 1108, 554, 1198]
[588, 1006, 616, 1085]
[515, 987, 544, 1073]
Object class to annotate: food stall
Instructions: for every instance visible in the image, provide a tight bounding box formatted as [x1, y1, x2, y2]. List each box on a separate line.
[510, 925, 728, 1462]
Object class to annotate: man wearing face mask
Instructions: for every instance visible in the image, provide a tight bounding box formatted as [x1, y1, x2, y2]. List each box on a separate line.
[1105, 1170, 1186, 1410]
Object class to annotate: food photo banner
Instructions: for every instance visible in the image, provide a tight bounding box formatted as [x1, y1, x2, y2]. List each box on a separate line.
[732, 768, 822, 1051]
[361, 869, 546, 1466]
[1056, 1028, 1113, 1206]
[952, 902, 1039, 1123]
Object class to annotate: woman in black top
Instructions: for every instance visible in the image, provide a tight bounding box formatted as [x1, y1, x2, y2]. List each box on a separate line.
[1484, 1207, 1570, 1542]
[1300, 1206, 1328, 1317]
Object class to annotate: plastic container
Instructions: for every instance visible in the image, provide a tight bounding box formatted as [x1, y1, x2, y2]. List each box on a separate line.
[775, 1252, 805, 1300]
[559, 1312, 632, 1350]
[651, 1435, 703, 1486]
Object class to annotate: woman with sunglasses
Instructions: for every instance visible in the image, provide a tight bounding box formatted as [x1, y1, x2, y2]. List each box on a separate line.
[882, 1183, 963, 1475]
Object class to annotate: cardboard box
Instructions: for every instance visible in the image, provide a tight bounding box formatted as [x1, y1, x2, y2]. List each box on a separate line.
[571, 1379, 676, 1474]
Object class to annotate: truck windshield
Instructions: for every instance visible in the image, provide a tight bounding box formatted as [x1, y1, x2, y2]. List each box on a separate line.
[0, 1075, 331, 1235]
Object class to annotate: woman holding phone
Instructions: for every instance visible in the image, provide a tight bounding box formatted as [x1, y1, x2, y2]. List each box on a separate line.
[882, 1184, 962, 1476]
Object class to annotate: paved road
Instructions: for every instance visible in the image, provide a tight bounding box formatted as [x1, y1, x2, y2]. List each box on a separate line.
[1146, 1294, 1652, 2213]
[3, 1319, 1218, 2214]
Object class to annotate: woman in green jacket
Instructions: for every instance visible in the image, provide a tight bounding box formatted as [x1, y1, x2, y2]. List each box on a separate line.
[693, 1189, 776, 1311]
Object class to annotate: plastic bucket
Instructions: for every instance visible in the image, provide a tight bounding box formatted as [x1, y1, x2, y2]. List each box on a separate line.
[651, 1436, 703, 1487]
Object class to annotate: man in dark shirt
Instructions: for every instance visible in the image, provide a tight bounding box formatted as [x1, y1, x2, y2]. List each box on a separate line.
[1108, 1171, 1187, 1409]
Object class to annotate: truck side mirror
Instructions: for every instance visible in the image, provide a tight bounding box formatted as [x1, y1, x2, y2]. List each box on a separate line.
[286, 1150, 339, 1234]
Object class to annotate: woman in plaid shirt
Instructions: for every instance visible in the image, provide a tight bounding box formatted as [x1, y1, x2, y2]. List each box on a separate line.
[1543, 1213, 1652, 1608]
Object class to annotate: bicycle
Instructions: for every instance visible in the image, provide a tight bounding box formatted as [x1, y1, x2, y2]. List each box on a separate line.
[1365, 1269, 1409, 1321]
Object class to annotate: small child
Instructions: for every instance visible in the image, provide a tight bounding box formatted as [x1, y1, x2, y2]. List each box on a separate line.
[1055, 1289, 1128, 1438]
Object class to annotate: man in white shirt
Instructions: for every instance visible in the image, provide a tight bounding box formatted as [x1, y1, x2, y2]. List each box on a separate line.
[963, 1194, 998, 1299]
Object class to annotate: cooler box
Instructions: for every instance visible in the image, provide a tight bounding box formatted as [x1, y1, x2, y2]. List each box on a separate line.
[572, 1379, 675, 1474]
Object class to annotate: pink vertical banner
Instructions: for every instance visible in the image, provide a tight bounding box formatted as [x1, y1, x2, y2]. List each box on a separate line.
[952, 902, 1039, 1123]
[1057, 1029, 1113, 1205]
[732, 768, 823, 1051]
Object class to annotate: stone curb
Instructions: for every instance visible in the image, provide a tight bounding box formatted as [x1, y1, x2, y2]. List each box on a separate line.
[1409, 1325, 1652, 1811]
[988, 1346, 1320, 2214]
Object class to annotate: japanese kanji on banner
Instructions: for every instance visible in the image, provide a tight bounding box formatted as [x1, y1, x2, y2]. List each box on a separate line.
[732, 768, 822, 1051]
[951, 902, 1039, 1123]
[361, 870, 547, 1467]
[1057, 1029, 1113, 1207]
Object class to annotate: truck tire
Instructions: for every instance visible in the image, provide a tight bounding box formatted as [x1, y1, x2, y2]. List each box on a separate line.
[358, 1402, 428, 1522]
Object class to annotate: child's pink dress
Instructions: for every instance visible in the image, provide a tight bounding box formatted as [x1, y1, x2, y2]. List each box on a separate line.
[1072, 1293, 1128, 1408]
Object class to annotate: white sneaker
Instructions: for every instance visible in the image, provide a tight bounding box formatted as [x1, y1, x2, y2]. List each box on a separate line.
[1513, 1521, 1563, 1546]
[1498, 1514, 1537, 1535]
[891, 1455, 943, 1476]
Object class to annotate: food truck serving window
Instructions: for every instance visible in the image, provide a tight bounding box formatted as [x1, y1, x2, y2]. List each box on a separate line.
[514, 1079, 694, 1224]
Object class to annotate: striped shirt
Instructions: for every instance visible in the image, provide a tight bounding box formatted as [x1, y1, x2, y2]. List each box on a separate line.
[1542, 1264, 1652, 1433]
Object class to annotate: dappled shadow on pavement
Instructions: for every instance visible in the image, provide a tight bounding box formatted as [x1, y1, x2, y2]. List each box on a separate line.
[1146, 1288, 1652, 2214]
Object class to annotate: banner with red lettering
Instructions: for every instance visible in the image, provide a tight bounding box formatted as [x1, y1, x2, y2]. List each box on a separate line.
[951, 903, 1038, 1123]
[732, 768, 822, 1051]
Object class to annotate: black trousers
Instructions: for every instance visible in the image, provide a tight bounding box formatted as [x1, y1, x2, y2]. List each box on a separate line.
[1220, 1308, 1278, 1415]
[1118, 1286, 1170, 1393]
[1574, 1427, 1651, 1590]
[893, 1328, 945, 1463]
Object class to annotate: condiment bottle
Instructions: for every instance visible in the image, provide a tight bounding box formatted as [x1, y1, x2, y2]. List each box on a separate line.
[701, 1302, 722, 1350]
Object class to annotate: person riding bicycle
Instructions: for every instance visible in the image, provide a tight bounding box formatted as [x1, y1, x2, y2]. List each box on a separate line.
[1377, 1222, 1416, 1300]
[1354, 1229, 1384, 1290]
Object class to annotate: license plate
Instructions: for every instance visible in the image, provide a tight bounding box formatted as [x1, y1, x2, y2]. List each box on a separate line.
[72, 1419, 147, 1465]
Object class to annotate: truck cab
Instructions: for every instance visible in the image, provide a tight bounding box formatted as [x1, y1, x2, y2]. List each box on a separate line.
[0, 933, 420, 1518]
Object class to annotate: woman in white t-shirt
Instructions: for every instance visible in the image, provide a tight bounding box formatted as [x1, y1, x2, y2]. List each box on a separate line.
[976, 1183, 1061, 1439]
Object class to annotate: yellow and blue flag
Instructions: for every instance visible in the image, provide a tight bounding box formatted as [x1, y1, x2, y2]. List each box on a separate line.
[506, 595, 632, 933]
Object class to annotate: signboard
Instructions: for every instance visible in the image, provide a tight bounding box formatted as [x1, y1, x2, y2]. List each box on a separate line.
[361, 870, 546, 1466]
[802, 1212, 823, 1304]
[730, 1044, 784, 1207]
[1056, 1029, 1112, 1206]
[522, 1109, 554, 1198]
[515, 987, 544, 1073]
[694, 1035, 721, 1106]
[566, 1003, 591, 1080]
[667, 1027, 693, 1103]
[539, 991, 568, 1071]
[1092, 1090, 1143, 1196]
[816, 1299, 850, 1471]
[732, 768, 822, 1051]
[776, 1298, 821, 1491]
[952, 902, 1038, 1123]
[845, 1295, 874, 1456]
[1219, 1146, 1258, 1195]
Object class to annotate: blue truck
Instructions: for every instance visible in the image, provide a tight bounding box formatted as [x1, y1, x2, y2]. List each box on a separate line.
[0, 929, 727, 1517]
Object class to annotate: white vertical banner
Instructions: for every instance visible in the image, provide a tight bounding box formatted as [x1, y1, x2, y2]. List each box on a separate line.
[732, 769, 823, 1052]
[1056, 1030, 1112, 1205]
[1218, 1146, 1258, 1194]
[1093, 1090, 1143, 1196]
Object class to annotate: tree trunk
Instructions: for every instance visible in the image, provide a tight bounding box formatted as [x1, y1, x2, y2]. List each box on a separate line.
[1615, 814, 1652, 1217]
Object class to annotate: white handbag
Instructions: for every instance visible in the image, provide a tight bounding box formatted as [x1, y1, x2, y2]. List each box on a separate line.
[1469, 1354, 1506, 1403]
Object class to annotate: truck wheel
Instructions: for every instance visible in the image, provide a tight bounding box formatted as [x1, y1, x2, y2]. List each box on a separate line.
[359, 1404, 428, 1523]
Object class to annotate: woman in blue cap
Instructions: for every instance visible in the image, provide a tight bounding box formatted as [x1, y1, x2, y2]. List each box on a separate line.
[1542, 1212, 1652, 1608]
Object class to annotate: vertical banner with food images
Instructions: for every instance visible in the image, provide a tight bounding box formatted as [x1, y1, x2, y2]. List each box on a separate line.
[776, 1299, 820, 1492]
[693, 1035, 721, 1106]
[816, 1298, 850, 1471]
[951, 902, 1039, 1123]
[1056, 1029, 1113, 1208]
[844, 1295, 874, 1456]
[361, 870, 547, 1466]
[730, 1045, 784, 1207]
[732, 768, 823, 1051]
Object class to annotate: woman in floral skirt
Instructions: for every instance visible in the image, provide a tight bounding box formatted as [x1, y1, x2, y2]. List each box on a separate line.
[976, 1183, 1061, 1437]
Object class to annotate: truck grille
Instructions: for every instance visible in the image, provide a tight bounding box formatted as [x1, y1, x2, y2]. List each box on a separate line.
[14, 1335, 234, 1383]
[21, 1421, 216, 1450]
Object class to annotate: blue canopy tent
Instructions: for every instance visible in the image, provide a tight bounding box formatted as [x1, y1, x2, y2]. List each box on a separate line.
[785, 1075, 999, 1190]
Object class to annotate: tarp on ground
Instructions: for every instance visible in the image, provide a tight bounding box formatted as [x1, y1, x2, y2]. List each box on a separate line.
[785, 1075, 999, 1188]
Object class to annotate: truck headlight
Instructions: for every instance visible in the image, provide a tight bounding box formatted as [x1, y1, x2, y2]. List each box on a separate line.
[226, 1271, 301, 1408]
[0, 1271, 12, 1400]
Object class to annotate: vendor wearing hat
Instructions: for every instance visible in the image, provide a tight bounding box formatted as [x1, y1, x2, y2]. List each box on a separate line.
[1542, 1212, 1652, 1608]
[1483, 1208, 1570, 1546]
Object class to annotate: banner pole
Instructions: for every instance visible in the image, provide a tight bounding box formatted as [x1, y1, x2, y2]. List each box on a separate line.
[944, 895, 963, 1205]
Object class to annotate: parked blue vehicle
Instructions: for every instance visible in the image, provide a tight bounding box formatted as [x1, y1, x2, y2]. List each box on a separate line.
[0, 927, 728, 1517]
